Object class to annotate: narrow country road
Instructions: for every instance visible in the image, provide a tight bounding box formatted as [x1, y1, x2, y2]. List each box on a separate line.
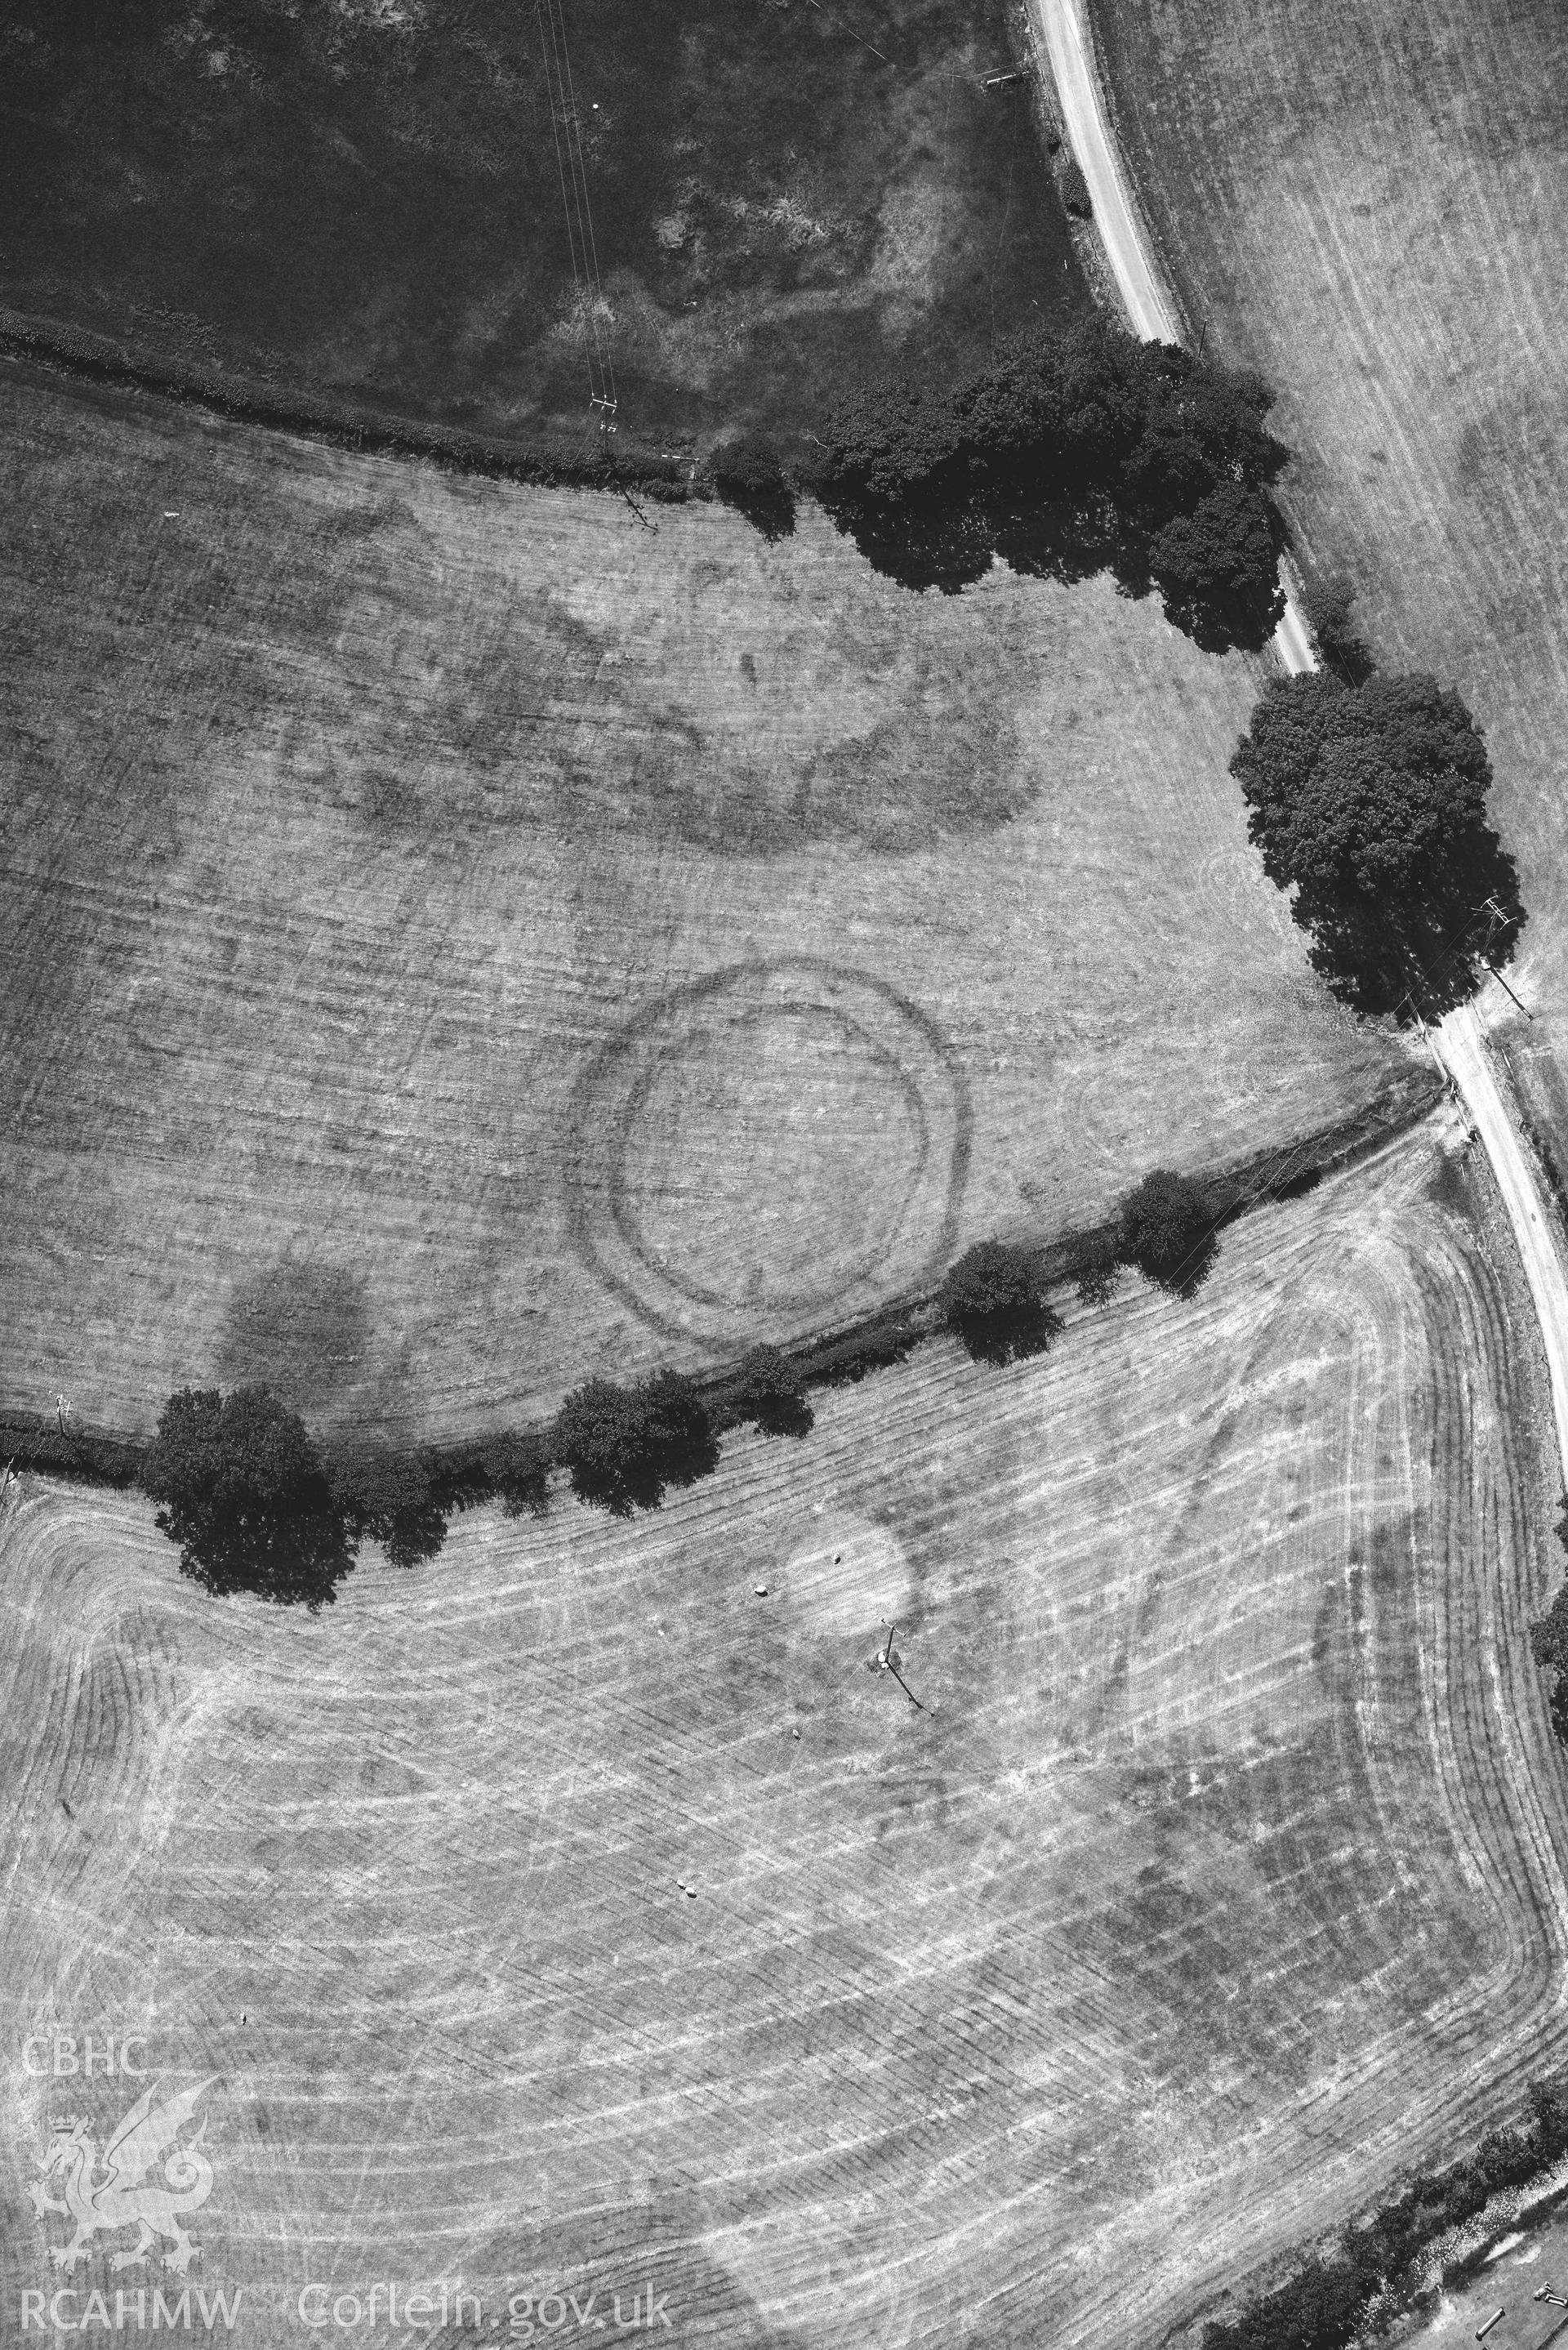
[1031, 0, 1176, 341]
[1031, 0, 1316, 676]
[1031, 0, 1568, 1474]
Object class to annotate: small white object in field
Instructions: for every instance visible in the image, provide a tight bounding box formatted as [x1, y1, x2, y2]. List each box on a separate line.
[792, 1728, 800, 1738]
[755, 1583, 768, 1597]
[833, 1550, 841, 1564]
[163, 511, 180, 519]
[685, 1885, 697, 1898]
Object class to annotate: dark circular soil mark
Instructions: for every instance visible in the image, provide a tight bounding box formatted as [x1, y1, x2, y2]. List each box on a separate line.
[216, 1260, 371, 1413]
[564, 957, 971, 1344]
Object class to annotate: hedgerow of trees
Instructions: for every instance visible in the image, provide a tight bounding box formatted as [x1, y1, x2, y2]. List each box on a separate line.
[1230, 670, 1521, 1011]
[1057, 156, 1092, 219]
[735, 1344, 813, 1438]
[1120, 1170, 1214, 1291]
[1303, 574, 1376, 686]
[328, 1443, 449, 1572]
[1067, 1231, 1121, 1308]
[1202, 2073, 1568, 2350]
[940, 1240, 1063, 1364]
[707, 431, 795, 541]
[815, 317, 1287, 644]
[942, 1180, 1222, 1354]
[133, 1167, 1248, 1599]
[1528, 1495, 1568, 1745]
[140, 1385, 352, 1607]
[553, 1371, 719, 1517]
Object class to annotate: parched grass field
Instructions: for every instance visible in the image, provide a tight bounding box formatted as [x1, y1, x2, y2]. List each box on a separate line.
[2, 1127, 1565, 2346]
[1090, 0, 1568, 1164]
[0, 0, 1083, 449]
[0, 364, 1399, 1440]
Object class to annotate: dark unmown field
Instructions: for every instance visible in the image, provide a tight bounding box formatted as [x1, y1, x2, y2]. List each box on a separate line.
[0, 0, 1085, 448]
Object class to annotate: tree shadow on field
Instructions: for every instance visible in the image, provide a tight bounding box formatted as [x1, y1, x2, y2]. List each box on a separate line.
[952, 1296, 1065, 1367]
[568, 1416, 724, 1518]
[712, 457, 797, 543]
[818, 488, 1282, 652]
[174, 1507, 355, 1612]
[145, 1384, 358, 1611]
[1136, 1229, 1219, 1300]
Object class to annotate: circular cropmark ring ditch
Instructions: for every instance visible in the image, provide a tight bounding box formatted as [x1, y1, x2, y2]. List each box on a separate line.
[562, 956, 972, 1344]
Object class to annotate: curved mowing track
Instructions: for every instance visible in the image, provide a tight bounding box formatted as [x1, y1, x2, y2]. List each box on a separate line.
[2, 1130, 1565, 2346]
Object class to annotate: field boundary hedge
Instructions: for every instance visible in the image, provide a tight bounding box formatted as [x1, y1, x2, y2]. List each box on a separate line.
[755, 1060, 1438, 1390]
[0, 1414, 145, 1492]
[1194, 2074, 1568, 2350]
[0, 310, 695, 499]
[0, 1065, 1440, 1521]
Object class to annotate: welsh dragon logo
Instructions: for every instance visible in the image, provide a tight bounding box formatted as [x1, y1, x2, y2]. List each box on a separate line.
[31, 2078, 217, 2274]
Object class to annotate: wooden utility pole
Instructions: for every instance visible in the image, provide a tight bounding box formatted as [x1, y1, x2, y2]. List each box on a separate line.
[1485, 961, 1534, 1019]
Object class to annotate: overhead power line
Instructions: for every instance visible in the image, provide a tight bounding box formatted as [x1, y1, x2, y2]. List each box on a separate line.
[535, 0, 617, 433]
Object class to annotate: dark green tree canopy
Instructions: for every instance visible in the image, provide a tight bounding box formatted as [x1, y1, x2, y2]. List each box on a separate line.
[639, 1368, 719, 1487]
[1067, 1230, 1121, 1309]
[819, 372, 962, 508]
[1120, 1171, 1214, 1291]
[816, 320, 1285, 644]
[1202, 2071, 1568, 2350]
[554, 1371, 718, 1516]
[708, 430, 795, 541]
[554, 1378, 655, 1517]
[480, 1428, 552, 1520]
[1229, 670, 1518, 1010]
[327, 1443, 447, 1570]
[1233, 671, 1492, 899]
[940, 1239, 1062, 1366]
[1058, 157, 1092, 219]
[1148, 482, 1284, 643]
[1531, 1581, 1568, 1679]
[822, 321, 1284, 517]
[1120, 361, 1281, 517]
[735, 1344, 813, 1438]
[1303, 574, 1375, 684]
[140, 1385, 351, 1605]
